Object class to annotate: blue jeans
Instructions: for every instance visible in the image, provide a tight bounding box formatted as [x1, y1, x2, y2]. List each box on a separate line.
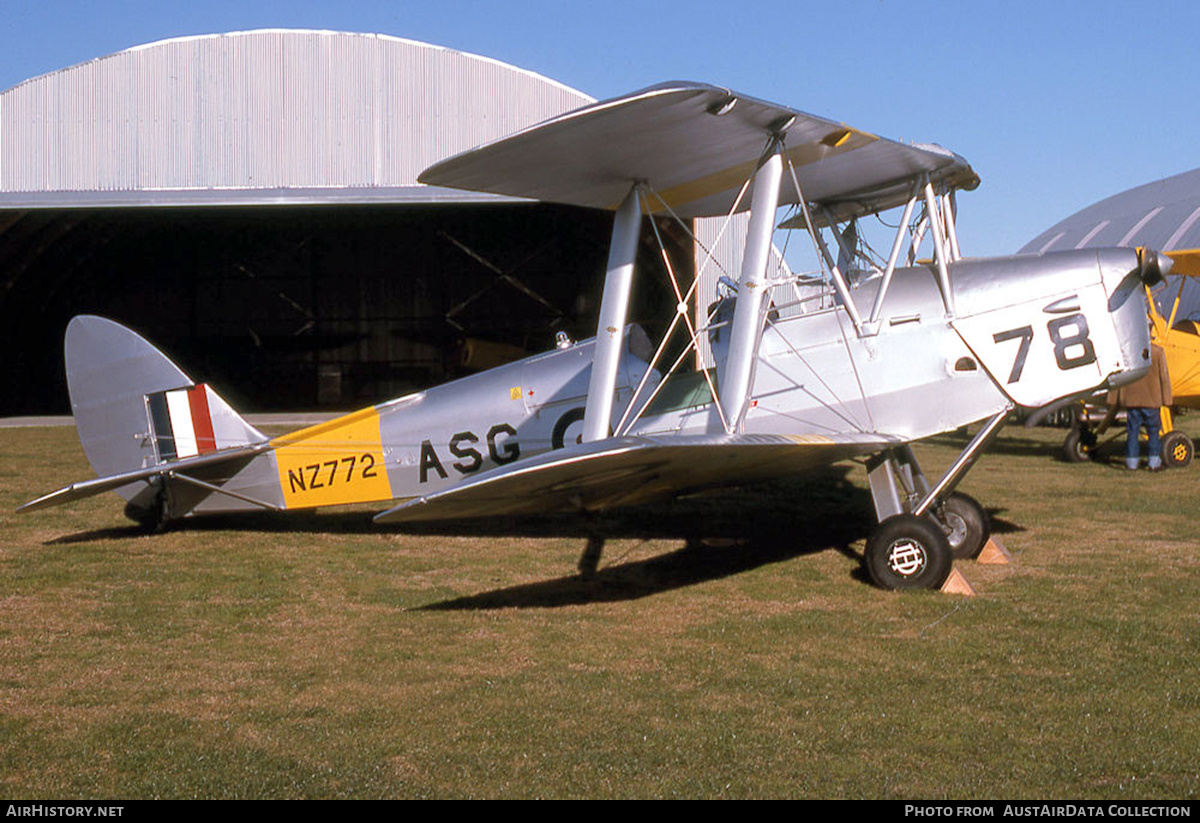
[1125, 407, 1162, 469]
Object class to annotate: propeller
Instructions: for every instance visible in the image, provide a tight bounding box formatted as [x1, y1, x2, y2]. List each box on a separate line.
[1137, 247, 1173, 285]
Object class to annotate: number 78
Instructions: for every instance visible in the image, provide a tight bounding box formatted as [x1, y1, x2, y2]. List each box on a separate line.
[992, 313, 1096, 384]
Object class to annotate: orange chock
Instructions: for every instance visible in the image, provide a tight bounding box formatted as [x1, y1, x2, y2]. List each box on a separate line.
[941, 567, 976, 596]
[977, 536, 1012, 565]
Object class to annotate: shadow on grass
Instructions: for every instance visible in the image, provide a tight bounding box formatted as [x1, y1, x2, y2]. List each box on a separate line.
[47, 467, 887, 600]
[418, 533, 865, 610]
[51, 465, 870, 539]
[926, 430, 1072, 459]
[43, 465, 1028, 605]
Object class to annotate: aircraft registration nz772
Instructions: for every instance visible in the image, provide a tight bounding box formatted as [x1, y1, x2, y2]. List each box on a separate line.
[21, 82, 1165, 590]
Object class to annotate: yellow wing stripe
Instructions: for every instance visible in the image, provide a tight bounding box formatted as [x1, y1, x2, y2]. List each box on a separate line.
[634, 128, 878, 214]
[782, 434, 835, 445]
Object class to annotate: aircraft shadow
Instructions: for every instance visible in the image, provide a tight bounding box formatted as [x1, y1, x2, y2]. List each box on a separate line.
[412, 466, 878, 608]
[926, 430, 1067, 459]
[417, 534, 860, 611]
[50, 465, 871, 540]
[44, 466, 1020, 606]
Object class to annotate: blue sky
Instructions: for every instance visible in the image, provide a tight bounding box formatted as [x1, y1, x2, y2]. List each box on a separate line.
[2, 0, 1197, 258]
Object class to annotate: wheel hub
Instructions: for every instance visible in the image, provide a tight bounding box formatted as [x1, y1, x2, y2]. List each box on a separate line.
[887, 538, 927, 577]
[942, 512, 967, 549]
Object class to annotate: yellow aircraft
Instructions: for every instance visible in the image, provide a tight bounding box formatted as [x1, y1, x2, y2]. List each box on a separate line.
[1063, 249, 1200, 467]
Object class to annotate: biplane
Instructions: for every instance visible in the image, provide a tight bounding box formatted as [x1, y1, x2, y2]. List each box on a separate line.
[1151, 250, 1200, 409]
[20, 82, 1164, 590]
[1060, 248, 1200, 466]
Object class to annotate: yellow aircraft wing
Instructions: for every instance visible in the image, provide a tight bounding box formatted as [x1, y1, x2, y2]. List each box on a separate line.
[1165, 249, 1200, 278]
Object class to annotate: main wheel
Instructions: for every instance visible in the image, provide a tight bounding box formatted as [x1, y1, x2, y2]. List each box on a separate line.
[864, 514, 953, 591]
[1161, 431, 1194, 468]
[938, 492, 990, 560]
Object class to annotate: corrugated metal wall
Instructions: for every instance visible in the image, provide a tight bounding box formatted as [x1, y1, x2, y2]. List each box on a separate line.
[0, 30, 615, 413]
[0, 30, 593, 194]
[693, 213, 791, 368]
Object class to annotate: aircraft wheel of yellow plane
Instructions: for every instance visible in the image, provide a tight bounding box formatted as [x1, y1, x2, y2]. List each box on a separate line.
[864, 514, 953, 591]
[1161, 431, 1194, 469]
[1061, 426, 1095, 464]
[937, 492, 990, 560]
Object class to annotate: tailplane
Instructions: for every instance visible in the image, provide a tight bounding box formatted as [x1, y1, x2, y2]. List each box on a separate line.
[20, 316, 271, 524]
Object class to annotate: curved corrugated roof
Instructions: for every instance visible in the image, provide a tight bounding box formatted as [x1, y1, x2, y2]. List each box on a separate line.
[0, 29, 594, 207]
[1020, 167, 1200, 319]
[1021, 167, 1200, 255]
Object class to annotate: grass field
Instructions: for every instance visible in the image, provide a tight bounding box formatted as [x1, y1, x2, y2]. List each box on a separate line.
[1, 419, 1197, 799]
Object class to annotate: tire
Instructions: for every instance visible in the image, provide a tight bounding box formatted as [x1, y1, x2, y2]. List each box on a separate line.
[1161, 431, 1194, 468]
[864, 514, 953, 591]
[1062, 427, 1093, 463]
[938, 492, 990, 560]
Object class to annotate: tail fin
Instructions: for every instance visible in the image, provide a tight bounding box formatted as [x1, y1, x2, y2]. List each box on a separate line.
[65, 315, 267, 497]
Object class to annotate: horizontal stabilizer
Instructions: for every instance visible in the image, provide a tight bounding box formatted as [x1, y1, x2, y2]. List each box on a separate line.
[420, 82, 978, 221]
[18, 443, 271, 513]
[375, 431, 897, 524]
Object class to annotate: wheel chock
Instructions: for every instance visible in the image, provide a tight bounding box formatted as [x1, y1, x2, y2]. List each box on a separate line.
[976, 536, 1012, 565]
[940, 567, 975, 596]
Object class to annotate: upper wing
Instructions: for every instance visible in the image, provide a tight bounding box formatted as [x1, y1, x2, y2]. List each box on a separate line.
[374, 431, 898, 524]
[418, 81, 978, 221]
[1166, 249, 1200, 277]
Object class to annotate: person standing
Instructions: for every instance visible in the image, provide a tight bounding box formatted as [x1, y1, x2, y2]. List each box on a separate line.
[1102, 342, 1173, 470]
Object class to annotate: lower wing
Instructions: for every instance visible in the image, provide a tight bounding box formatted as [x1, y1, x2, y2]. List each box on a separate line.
[375, 432, 898, 524]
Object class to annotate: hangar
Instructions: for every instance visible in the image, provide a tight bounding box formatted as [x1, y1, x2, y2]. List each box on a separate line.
[1021, 167, 1200, 317]
[0, 30, 695, 415]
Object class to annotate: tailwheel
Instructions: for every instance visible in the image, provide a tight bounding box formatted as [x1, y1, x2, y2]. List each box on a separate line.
[864, 514, 953, 591]
[1161, 431, 1194, 468]
[123, 479, 170, 532]
[936, 492, 990, 560]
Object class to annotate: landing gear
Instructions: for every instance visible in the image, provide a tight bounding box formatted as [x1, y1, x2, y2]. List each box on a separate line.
[1161, 430, 1194, 468]
[1062, 425, 1096, 463]
[937, 492, 990, 560]
[863, 410, 1009, 590]
[124, 483, 170, 532]
[864, 514, 952, 591]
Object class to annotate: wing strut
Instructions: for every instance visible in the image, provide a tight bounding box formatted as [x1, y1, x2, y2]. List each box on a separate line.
[867, 178, 923, 331]
[923, 176, 957, 317]
[583, 185, 642, 442]
[781, 148, 864, 335]
[718, 143, 784, 432]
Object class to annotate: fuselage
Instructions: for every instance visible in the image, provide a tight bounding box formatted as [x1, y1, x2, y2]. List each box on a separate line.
[195, 247, 1151, 516]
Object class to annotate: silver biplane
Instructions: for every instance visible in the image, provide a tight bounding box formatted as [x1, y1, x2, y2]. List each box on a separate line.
[21, 82, 1164, 590]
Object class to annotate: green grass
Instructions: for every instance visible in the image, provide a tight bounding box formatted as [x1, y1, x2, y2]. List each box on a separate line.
[1, 420, 1198, 798]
